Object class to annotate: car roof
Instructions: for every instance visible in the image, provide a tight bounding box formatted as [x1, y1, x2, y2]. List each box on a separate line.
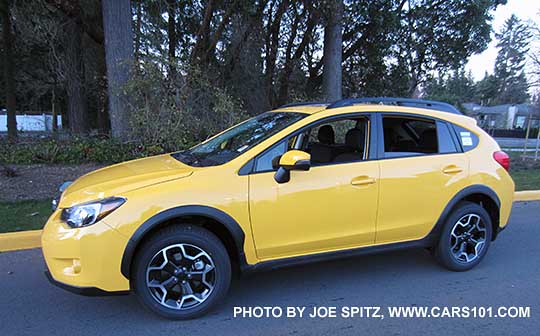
[272, 99, 476, 127]
[275, 98, 462, 114]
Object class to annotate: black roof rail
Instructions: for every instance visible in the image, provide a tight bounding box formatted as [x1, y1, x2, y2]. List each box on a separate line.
[326, 97, 462, 115]
[279, 101, 329, 108]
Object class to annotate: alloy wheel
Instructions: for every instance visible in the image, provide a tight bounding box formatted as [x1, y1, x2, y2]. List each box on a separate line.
[146, 243, 216, 310]
[449, 213, 487, 263]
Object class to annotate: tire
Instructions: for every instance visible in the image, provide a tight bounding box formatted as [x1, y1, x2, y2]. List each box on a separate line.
[132, 224, 231, 320]
[433, 202, 493, 272]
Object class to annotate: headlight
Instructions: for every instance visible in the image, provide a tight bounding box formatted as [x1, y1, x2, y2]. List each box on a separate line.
[61, 197, 126, 228]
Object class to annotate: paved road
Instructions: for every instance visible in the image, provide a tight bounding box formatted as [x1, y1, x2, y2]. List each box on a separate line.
[496, 137, 540, 149]
[1, 202, 539, 336]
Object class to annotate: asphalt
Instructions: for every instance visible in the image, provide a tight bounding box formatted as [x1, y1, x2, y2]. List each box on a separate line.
[1, 201, 539, 336]
[496, 137, 540, 149]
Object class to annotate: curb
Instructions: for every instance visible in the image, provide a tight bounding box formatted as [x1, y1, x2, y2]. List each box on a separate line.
[0, 229, 42, 252]
[1, 191, 539, 253]
[514, 190, 540, 202]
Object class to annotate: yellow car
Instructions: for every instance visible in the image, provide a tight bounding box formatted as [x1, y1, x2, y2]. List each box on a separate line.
[42, 98, 514, 319]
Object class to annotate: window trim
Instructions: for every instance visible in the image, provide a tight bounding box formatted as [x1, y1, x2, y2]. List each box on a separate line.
[376, 112, 465, 160]
[239, 112, 376, 175]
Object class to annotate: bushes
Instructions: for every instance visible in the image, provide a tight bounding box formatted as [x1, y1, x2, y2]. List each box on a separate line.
[1, 63, 249, 165]
[0, 137, 179, 164]
[124, 63, 247, 150]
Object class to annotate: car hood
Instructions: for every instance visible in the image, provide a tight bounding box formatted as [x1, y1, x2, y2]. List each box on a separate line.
[58, 154, 193, 208]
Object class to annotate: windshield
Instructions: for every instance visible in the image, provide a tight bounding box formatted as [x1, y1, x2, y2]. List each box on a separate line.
[172, 112, 307, 167]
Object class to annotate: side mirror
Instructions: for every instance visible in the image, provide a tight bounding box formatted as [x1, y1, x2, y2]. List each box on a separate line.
[274, 150, 311, 183]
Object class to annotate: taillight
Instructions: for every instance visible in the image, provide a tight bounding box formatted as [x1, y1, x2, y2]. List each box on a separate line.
[493, 151, 510, 171]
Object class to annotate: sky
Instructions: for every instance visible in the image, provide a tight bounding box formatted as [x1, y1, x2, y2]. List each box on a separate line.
[465, 0, 540, 81]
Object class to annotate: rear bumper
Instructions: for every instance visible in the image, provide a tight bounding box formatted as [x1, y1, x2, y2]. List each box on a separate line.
[45, 271, 129, 297]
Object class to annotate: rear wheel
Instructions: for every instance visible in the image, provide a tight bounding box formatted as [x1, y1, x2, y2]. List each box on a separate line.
[434, 202, 493, 272]
[132, 225, 231, 319]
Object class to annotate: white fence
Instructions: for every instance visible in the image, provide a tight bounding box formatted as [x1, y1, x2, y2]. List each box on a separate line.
[0, 114, 62, 132]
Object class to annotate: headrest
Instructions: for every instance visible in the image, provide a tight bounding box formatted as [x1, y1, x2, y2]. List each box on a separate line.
[345, 128, 364, 149]
[317, 125, 335, 145]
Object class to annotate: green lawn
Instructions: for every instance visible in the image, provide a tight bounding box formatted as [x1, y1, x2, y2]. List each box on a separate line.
[0, 199, 52, 233]
[508, 152, 540, 191]
[510, 169, 540, 191]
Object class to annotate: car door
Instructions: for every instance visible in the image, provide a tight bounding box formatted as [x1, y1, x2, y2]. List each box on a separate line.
[376, 114, 470, 244]
[248, 114, 380, 260]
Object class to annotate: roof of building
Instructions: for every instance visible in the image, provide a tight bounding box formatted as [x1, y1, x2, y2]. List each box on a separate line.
[463, 103, 540, 116]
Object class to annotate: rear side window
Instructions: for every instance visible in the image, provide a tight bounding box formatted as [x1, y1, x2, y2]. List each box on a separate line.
[437, 121, 458, 154]
[382, 116, 437, 158]
[452, 125, 479, 151]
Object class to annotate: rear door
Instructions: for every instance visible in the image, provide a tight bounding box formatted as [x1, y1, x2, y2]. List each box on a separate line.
[376, 114, 470, 244]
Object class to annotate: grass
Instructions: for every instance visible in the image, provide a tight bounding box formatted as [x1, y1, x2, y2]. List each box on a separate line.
[510, 170, 540, 191]
[508, 151, 540, 191]
[0, 199, 51, 233]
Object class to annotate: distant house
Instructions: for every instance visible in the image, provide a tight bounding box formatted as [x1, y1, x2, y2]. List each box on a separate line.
[462, 103, 540, 130]
[0, 110, 62, 132]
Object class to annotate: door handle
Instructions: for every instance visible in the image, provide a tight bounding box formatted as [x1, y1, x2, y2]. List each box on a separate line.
[351, 176, 376, 186]
[442, 165, 463, 174]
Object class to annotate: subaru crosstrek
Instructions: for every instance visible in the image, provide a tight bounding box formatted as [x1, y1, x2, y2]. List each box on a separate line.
[42, 98, 514, 319]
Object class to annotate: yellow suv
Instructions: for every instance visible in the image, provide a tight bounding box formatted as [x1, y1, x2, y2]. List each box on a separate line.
[42, 98, 514, 319]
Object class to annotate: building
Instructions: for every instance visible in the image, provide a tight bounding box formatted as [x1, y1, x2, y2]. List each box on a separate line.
[0, 109, 62, 132]
[462, 103, 540, 131]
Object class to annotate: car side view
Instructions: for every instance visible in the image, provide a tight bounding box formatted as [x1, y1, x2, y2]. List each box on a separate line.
[42, 97, 515, 319]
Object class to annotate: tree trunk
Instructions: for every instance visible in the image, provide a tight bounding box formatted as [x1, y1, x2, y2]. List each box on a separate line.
[65, 18, 89, 133]
[134, 0, 142, 65]
[51, 86, 58, 132]
[322, 0, 343, 102]
[167, 0, 177, 80]
[1, 0, 17, 141]
[102, 0, 134, 140]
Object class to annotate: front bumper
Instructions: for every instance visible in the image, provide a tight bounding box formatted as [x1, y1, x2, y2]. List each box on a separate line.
[41, 210, 131, 292]
[45, 271, 129, 296]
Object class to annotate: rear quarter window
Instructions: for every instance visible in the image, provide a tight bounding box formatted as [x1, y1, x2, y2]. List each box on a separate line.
[452, 124, 479, 151]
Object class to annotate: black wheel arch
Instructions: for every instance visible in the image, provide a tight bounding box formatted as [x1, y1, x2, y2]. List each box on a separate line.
[425, 184, 501, 245]
[120, 205, 247, 279]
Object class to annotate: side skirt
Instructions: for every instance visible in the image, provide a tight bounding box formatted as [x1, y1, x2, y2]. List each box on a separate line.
[241, 236, 436, 274]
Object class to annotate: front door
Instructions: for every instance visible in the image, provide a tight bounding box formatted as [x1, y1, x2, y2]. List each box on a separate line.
[248, 115, 380, 260]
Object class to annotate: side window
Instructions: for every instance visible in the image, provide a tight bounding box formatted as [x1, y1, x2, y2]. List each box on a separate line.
[437, 121, 458, 154]
[254, 136, 296, 172]
[382, 116, 437, 158]
[252, 116, 370, 172]
[302, 116, 369, 165]
[452, 124, 479, 151]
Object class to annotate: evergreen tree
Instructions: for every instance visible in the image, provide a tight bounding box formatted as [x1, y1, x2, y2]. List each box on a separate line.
[493, 14, 531, 104]
[424, 69, 476, 107]
[475, 72, 499, 106]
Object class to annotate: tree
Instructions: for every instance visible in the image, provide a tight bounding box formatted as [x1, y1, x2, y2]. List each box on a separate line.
[166, 0, 177, 80]
[0, 0, 17, 140]
[102, 0, 134, 140]
[402, 0, 506, 96]
[475, 72, 499, 106]
[493, 14, 531, 104]
[322, 0, 343, 101]
[424, 68, 476, 107]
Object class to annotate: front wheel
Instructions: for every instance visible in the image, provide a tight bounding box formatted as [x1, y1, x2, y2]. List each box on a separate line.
[132, 225, 231, 319]
[433, 202, 493, 272]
